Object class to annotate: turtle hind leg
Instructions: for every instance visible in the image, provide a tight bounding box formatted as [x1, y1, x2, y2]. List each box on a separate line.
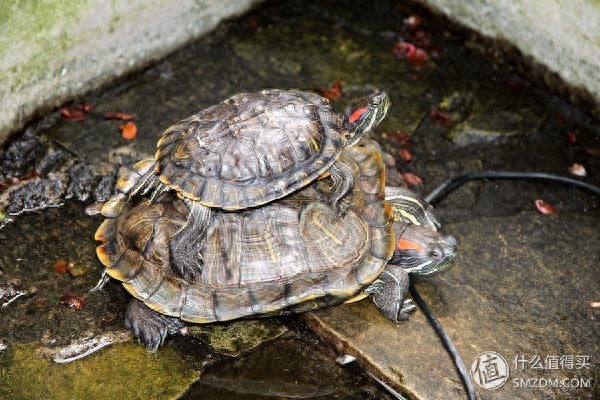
[365, 264, 415, 322]
[118, 158, 160, 197]
[169, 201, 211, 281]
[329, 160, 354, 215]
[102, 159, 161, 218]
[125, 299, 186, 352]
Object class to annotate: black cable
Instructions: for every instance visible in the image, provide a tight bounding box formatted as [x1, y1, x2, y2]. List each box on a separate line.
[409, 282, 478, 400]
[425, 171, 600, 204]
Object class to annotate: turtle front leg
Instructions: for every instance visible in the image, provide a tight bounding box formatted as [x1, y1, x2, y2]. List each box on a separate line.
[365, 264, 416, 322]
[329, 160, 354, 215]
[169, 201, 211, 281]
[125, 299, 187, 352]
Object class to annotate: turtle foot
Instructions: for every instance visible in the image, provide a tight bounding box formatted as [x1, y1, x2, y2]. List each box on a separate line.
[366, 265, 412, 323]
[125, 299, 186, 352]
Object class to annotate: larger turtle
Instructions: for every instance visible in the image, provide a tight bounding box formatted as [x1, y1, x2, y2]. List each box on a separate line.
[96, 140, 456, 351]
[107, 89, 391, 279]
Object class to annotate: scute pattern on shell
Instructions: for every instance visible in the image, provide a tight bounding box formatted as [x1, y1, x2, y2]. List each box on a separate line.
[155, 90, 346, 209]
[96, 139, 394, 323]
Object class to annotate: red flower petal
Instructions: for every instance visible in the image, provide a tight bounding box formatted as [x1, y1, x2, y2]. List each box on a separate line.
[60, 106, 86, 122]
[534, 199, 559, 215]
[320, 80, 343, 101]
[398, 148, 412, 163]
[120, 122, 138, 140]
[566, 130, 577, 144]
[408, 48, 428, 67]
[402, 172, 423, 186]
[104, 111, 135, 121]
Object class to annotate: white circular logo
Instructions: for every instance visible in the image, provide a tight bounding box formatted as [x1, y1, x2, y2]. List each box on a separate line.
[470, 351, 510, 390]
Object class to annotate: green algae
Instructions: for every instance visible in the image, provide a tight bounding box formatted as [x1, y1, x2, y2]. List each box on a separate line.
[0, 1, 86, 93]
[0, 342, 197, 400]
[188, 320, 288, 357]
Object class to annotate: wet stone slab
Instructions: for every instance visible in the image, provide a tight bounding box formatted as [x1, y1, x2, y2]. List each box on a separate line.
[0, 0, 599, 399]
[305, 212, 599, 399]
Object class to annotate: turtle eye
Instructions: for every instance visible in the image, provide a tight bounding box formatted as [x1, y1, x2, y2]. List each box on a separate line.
[429, 247, 443, 261]
[369, 96, 381, 106]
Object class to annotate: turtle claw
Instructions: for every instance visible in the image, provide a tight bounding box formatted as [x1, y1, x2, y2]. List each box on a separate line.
[397, 299, 417, 321]
[125, 299, 186, 352]
[401, 298, 416, 312]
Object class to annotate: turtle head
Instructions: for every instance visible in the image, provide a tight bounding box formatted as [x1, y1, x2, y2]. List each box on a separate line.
[342, 90, 390, 145]
[391, 223, 457, 275]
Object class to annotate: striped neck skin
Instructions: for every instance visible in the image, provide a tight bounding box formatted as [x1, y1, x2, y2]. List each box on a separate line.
[385, 186, 440, 230]
[391, 223, 457, 275]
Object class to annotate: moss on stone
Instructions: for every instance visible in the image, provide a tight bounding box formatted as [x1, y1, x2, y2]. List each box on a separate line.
[0, 0, 84, 92]
[0, 342, 197, 400]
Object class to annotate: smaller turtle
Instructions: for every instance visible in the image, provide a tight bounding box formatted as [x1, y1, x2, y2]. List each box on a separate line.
[103, 89, 390, 280]
[96, 140, 456, 351]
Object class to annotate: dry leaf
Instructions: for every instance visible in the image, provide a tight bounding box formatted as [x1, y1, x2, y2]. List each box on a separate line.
[59, 293, 85, 310]
[53, 259, 69, 274]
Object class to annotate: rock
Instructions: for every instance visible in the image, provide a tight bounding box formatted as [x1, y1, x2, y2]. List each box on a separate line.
[304, 213, 599, 399]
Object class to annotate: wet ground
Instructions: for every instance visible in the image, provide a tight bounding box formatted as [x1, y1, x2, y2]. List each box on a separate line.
[1, 0, 599, 399]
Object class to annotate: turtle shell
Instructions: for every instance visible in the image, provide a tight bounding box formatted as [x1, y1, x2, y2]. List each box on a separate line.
[96, 139, 394, 323]
[155, 89, 345, 209]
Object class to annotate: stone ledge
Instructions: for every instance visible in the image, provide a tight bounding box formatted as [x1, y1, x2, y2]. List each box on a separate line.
[0, 0, 261, 146]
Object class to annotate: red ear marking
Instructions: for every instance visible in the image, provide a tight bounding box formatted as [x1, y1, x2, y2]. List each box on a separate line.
[349, 106, 369, 123]
[397, 238, 426, 253]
